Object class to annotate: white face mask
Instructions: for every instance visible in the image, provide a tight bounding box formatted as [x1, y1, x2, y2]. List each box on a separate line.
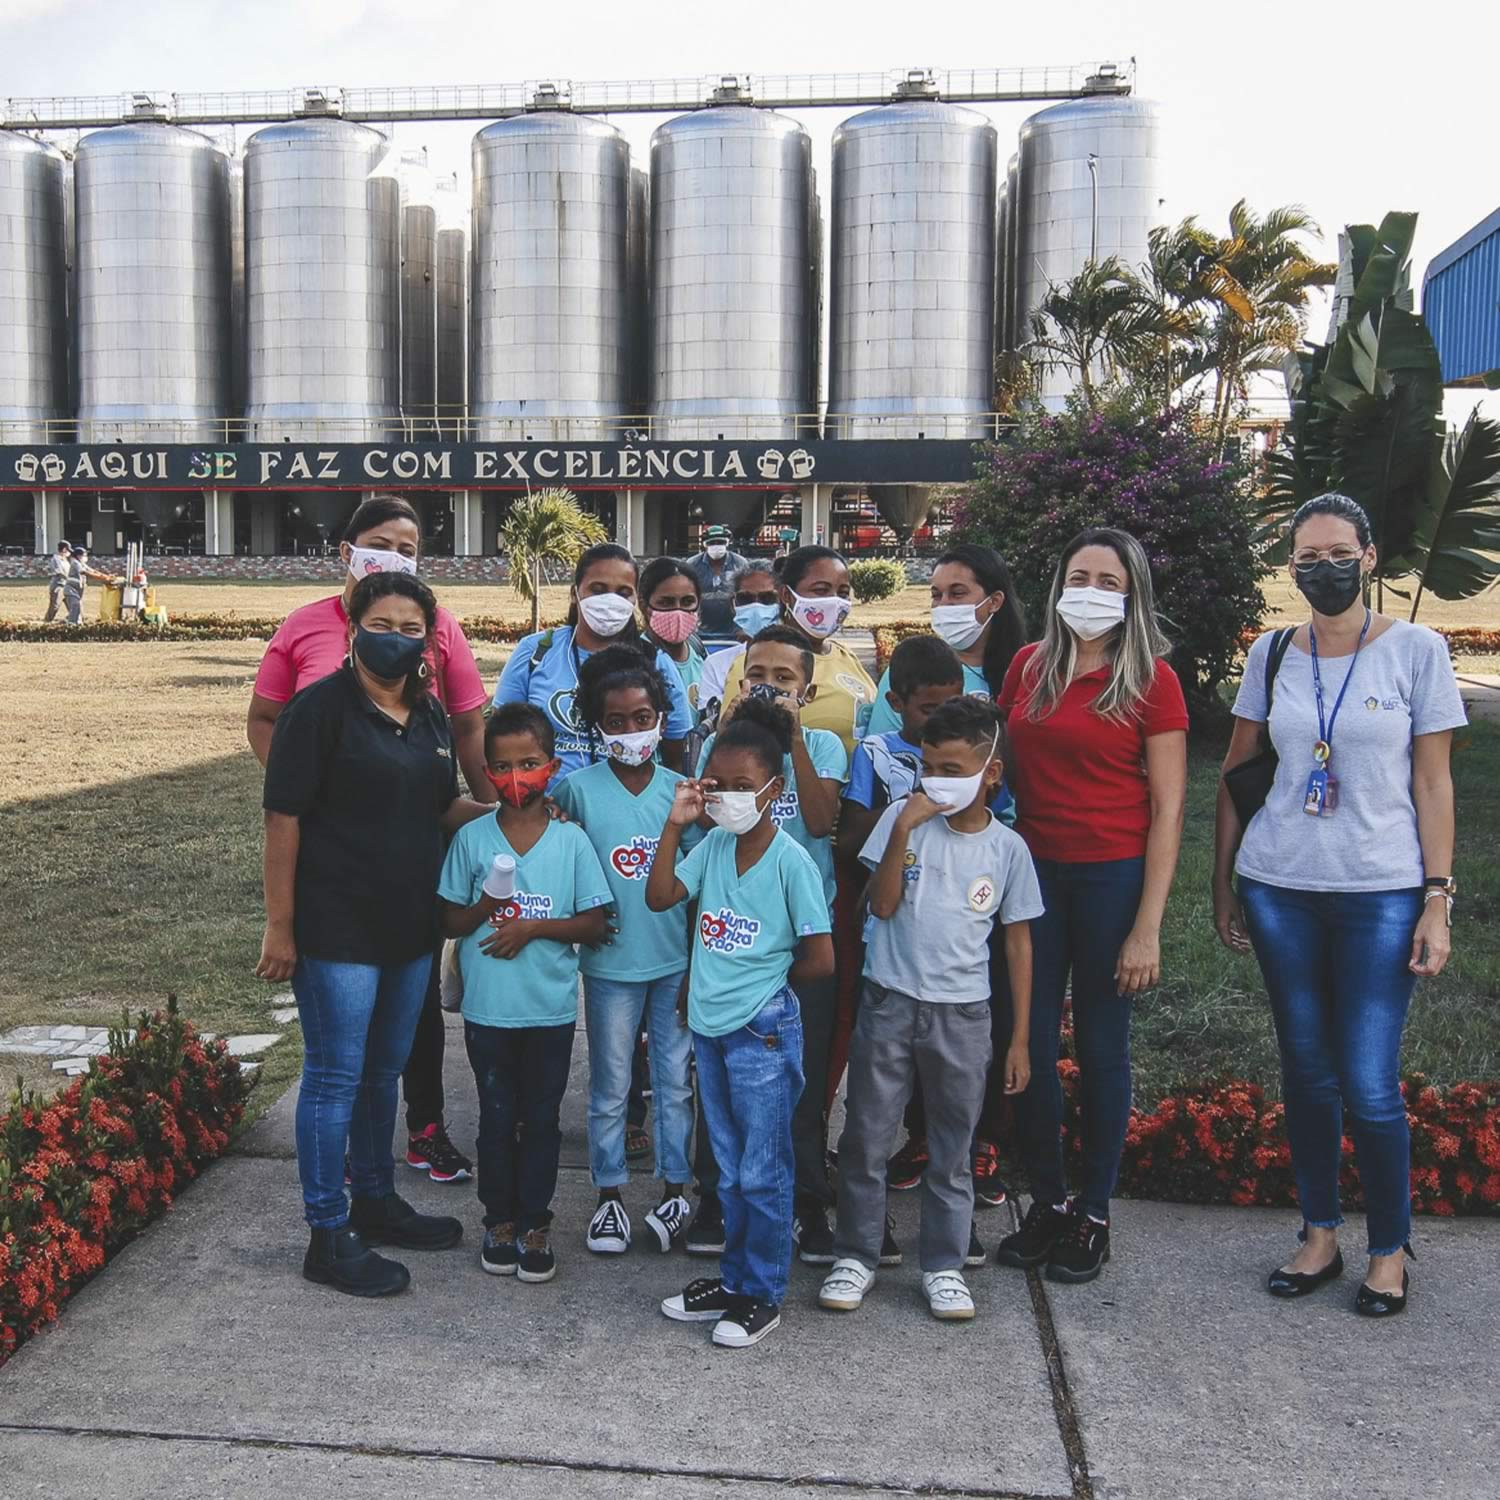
[788, 589, 851, 639]
[920, 727, 999, 814]
[577, 592, 636, 638]
[602, 717, 662, 767]
[931, 602, 988, 651]
[1056, 585, 1127, 642]
[347, 545, 417, 581]
[706, 777, 776, 835]
[706, 543, 728, 561]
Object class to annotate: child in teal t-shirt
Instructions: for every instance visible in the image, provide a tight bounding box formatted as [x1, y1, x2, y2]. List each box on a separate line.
[439, 704, 610, 1284]
[553, 644, 704, 1258]
[646, 694, 833, 1348]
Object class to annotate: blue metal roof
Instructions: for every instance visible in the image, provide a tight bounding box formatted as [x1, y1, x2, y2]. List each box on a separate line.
[1423, 209, 1500, 386]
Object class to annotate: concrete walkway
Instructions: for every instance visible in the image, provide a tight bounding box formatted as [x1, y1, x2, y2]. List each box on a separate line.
[3, 1015, 1497, 1499]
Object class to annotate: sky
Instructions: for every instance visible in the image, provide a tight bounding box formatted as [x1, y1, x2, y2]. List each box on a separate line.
[4, 0, 1498, 410]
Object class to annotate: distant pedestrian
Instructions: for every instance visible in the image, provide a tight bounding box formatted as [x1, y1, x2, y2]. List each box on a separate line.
[45, 541, 72, 622]
[64, 545, 116, 625]
[683, 525, 750, 647]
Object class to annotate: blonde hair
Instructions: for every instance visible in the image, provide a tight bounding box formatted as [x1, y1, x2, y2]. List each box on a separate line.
[1022, 527, 1172, 723]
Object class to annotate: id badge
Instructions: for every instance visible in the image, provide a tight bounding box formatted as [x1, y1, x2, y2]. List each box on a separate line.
[1322, 776, 1340, 814]
[1302, 767, 1329, 817]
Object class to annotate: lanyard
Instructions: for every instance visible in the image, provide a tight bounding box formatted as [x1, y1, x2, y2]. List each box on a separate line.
[1308, 609, 1370, 764]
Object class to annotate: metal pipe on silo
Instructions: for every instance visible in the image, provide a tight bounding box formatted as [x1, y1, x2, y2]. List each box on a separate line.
[434, 177, 469, 440]
[401, 186, 439, 439]
[0, 131, 71, 443]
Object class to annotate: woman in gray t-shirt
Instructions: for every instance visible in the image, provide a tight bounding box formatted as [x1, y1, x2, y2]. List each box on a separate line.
[1213, 494, 1466, 1320]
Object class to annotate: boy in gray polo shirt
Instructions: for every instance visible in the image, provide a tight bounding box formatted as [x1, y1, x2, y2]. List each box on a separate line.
[821, 698, 1042, 1322]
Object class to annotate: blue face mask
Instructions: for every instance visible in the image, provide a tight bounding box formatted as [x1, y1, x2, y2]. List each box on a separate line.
[734, 602, 781, 637]
[353, 625, 427, 681]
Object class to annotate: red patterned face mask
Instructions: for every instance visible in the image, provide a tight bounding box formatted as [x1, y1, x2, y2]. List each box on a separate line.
[486, 762, 555, 807]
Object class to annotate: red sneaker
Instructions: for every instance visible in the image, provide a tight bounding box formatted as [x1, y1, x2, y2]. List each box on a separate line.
[886, 1136, 929, 1191]
[405, 1122, 473, 1183]
[972, 1139, 1008, 1208]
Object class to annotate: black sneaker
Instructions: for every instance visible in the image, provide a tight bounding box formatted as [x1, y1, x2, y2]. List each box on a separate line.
[972, 1140, 1008, 1208]
[586, 1196, 631, 1254]
[405, 1122, 473, 1183]
[712, 1295, 781, 1348]
[795, 1205, 836, 1265]
[685, 1196, 726, 1256]
[1045, 1214, 1110, 1284]
[886, 1135, 929, 1191]
[480, 1223, 519, 1276]
[349, 1191, 463, 1251]
[879, 1214, 903, 1267]
[303, 1226, 410, 1297]
[965, 1221, 986, 1268]
[995, 1200, 1074, 1269]
[646, 1194, 692, 1253]
[661, 1276, 735, 1322]
[517, 1226, 557, 1283]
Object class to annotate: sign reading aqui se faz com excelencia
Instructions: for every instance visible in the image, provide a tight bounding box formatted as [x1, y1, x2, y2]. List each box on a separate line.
[0, 440, 978, 491]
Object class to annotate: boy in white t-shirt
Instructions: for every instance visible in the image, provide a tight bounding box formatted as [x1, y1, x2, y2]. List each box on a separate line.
[820, 698, 1043, 1322]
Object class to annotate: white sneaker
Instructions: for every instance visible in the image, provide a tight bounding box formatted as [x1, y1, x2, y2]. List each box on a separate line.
[586, 1197, 630, 1254]
[645, 1194, 691, 1252]
[818, 1257, 875, 1312]
[922, 1269, 975, 1321]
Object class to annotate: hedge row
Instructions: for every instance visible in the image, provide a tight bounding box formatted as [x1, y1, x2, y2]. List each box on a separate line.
[0, 614, 548, 645]
[0, 999, 253, 1366]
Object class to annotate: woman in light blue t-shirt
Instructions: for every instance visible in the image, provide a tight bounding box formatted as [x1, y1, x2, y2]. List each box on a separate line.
[1215, 494, 1466, 1321]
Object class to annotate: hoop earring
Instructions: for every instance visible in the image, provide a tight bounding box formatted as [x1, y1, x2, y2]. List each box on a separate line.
[417, 659, 429, 680]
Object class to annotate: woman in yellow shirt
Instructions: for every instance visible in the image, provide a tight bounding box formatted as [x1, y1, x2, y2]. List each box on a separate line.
[717, 546, 876, 754]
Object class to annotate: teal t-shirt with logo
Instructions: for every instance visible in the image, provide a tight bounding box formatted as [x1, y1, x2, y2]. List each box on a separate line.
[438, 813, 611, 1027]
[491, 625, 695, 786]
[697, 727, 847, 905]
[674, 827, 832, 1037]
[552, 761, 703, 982]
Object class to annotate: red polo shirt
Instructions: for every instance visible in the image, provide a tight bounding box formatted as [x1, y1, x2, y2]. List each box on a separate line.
[997, 643, 1188, 864]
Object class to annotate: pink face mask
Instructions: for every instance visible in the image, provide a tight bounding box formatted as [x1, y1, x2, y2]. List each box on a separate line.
[649, 608, 697, 645]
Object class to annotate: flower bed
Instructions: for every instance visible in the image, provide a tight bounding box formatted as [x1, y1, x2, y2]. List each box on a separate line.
[0, 999, 254, 1367]
[0, 614, 552, 645]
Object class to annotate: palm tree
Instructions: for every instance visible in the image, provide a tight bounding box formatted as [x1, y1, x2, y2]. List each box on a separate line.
[497, 487, 608, 632]
[1135, 219, 1228, 411]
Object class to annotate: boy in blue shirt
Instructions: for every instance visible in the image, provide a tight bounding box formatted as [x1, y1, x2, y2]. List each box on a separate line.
[440, 704, 611, 1285]
[696, 624, 848, 1263]
[646, 697, 834, 1348]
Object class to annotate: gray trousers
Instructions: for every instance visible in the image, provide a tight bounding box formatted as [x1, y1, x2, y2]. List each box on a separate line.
[64, 590, 83, 624]
[833, 980, 991, 1272]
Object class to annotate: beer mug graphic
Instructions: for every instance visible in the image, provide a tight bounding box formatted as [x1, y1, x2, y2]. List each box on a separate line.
[788, 448, 814, 480]
[14, 454, 39, 483]
[757, 449, 786, 481]
[41, 454, 66, 483]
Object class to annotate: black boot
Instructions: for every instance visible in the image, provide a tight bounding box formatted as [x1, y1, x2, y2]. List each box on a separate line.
[303, 1226, 410, 1297]
[349, 1191, 463, 1251]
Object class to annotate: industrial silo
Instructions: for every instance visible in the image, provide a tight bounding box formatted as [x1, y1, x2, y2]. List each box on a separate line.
[1003, 152, 1020, 354]
[471, 112, 631, 441]
[434, 179, 468, 439]
[1015, 97, 1163, 404]
[229, 153, 246, 416]
[401, 189, 438, 437]
[626, 166, 650, 414]
[0, 131, 69, 444]
[648, 104, 815, 440]
[827, 100, 996, 442]
[74, 122, 231, 443]
[995, 174, 1010, 360]
[243, 118, 401, 441]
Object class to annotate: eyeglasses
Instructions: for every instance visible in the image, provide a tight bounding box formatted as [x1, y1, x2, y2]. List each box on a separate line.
[735, 590, 780, 606]
[1293, 547, 1364, 566]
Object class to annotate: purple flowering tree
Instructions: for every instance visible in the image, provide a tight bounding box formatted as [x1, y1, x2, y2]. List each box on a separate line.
[953, 399, 1267, 723]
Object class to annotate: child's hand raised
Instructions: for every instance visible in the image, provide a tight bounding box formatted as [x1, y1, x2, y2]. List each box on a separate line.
[668, 778, 706, 827]
[895, 790, 947, 830]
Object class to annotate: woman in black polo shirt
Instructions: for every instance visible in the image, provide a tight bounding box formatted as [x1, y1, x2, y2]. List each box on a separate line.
[258, 572, 491, 1297]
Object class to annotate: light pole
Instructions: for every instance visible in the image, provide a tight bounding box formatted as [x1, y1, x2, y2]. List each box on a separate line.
[1086, 153, 1099, 263]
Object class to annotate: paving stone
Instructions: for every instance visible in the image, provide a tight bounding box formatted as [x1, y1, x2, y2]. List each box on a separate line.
[224, 1033, 282, 1057]
[270, 1007, 299, 1026]
[50, 1058, 90, 1076]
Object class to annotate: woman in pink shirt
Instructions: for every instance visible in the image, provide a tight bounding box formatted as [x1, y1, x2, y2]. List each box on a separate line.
[247, 493, 492, 1184]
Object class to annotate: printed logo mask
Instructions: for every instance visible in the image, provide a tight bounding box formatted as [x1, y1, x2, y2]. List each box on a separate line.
[610, 835, 658, 880]
[347, 545, 418, 581]
[486, 762, 556, 807]
[602, 716, 662, 767]
[699, 907, 762, 953]
[788, 590, 851, 639]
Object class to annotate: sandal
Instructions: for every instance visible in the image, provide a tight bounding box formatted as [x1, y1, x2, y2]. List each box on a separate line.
[625, 1125, 651, 1160]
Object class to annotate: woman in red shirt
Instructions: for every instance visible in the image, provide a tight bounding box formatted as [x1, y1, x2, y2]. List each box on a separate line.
[993, 527, 1188, 1284]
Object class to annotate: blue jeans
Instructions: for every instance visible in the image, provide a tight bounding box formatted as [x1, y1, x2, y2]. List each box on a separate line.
[1017, 856, 1144, 1221]
[583, 972, 693, 1188]
[465, 1021, 576, 1233]
[1239, 879, 1422, 1256]
[293, 953, 433, 1229]
[692, 988, 805, 1305]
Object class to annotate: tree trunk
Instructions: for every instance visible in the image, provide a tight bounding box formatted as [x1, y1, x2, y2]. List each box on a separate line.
[531, 558, 541, 633]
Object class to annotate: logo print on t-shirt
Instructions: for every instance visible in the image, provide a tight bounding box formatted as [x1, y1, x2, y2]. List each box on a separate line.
[902, 849, 920, 884]
[610, 836, 658, 881]
[836, 673, 870, 700]
[967, 876, 997, 914]
[769, 787, 799, 824]
[699, 907, 761, 953]
[490, 892, 554, 924]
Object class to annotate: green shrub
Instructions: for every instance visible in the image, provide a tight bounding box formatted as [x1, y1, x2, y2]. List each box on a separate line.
[847, 558, 908, 604]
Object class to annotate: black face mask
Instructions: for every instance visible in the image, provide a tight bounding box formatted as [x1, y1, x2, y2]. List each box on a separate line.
[1294, 559, 1364, 617]
[353, 625, 427, 681]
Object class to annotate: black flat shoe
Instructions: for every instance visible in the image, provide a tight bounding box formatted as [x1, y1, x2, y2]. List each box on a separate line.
[1267, 1248, 1344, 1298]
[1355, 1268, 1409, 1318]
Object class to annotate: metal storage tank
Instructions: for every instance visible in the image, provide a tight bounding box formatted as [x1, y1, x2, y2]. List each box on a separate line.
[471, 112, 630, 440]
[994, 175, 1010, 358]
[626, 166, 650, 413]
[402, 194, 438, 436]
[826, 100, 996, 441]
[435, 221, 468, 439]
[1015, 98, 1163, 403]
[0, 131, 69, 444]
[649, 104, 815, 440]
[74, 122, 231, 442]
[229, 153, 247, 416]
[243, 118, 401, 441]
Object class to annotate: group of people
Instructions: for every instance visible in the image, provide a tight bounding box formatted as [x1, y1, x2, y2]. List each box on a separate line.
[45, 539, 118, 624]
[250, 487, 1464, 1348]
